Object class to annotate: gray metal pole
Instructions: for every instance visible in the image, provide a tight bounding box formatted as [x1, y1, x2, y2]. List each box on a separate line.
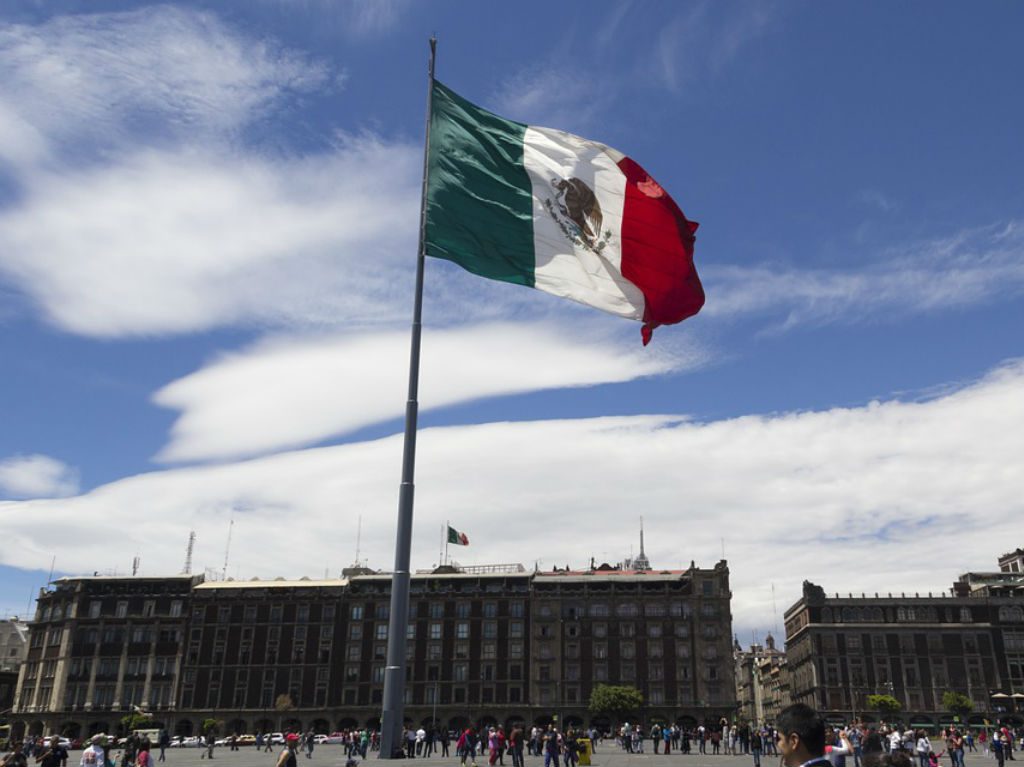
[379, 36, 436, 759]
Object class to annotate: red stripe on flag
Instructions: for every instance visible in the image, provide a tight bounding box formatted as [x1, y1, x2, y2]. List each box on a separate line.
[616, 157, 704, 345]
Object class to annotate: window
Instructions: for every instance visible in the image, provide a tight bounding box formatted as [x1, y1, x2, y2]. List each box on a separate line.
[351, 605, 364, 620]
[428, 643, 442, 660]
[621, 662, 635, 680]
[620, 623, 635, 638]
[454, 663, 468, 682]
[374, 643, 386, 660]
[482, 642, 497, 659]
[483, 602, 498, 618]
[456, 602, 471, 618]
[510, 621, 523, 638]
[702, 580, 714, 596]
[589, 603, 609, 618]
[674, 624, 690, 638]
[270, 604, 283, 621]
[648, 624, 663, 638]
[509, 601, 525, 618]
[616, 603, 639, 617]
[594, 663, 608, 681]
[648, 641, 663, 658]
[645, 602, 666, 617]
[539, 665, 551, 682]
[429, 602, 444, 619]
[372, 665, 385, 683]
[456, 622, 470, 639]
[88, 601, 101, 618]
[621, 641, 635, 659]
[593, 623, 607, 638]
[116, 601, 128, 618]
[483, 621, 497, 639]
[217, 606, 230, 623]
[350, 624, 363, 640]
[594, 642, 608, 659]
[509, 642, 523, 659]
[455, 642, 470, 659]
[375, 604, 389, 620]
[322, 604, 336, 620]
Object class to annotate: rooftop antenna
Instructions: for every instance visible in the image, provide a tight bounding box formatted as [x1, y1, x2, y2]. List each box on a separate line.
[354, 515, 363, 566]
[721, 537, 726, 560]
[222, 511, 235, 580]
[183, 531, 196, 574]
[46, 555, 56, 585]
[131, 555, 140, 576]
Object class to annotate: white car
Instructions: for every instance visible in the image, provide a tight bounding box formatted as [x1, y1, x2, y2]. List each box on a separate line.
[270, 733, 285, 745]
[313, 735, 328, 745]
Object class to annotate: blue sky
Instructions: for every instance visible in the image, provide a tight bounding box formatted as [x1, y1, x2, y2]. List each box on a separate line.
[1, 0, 1022, 640]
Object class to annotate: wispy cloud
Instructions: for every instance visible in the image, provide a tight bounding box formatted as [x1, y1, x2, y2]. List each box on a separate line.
[152, 321, 700, 463]
[0, 454, 79, 499]
[2, 360, 1021, 634]
[706, 221, 1024, 330]
[655, 1, 777, 92]
[0, 6, 331, 164]
[0, 136, 420, 337]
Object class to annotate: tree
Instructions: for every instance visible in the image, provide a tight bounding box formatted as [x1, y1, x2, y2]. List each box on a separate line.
[866, 694, 902, 719]
[201, 719, 223, 736]
[588, 684, 644, 725]
[120, 713, 155, 734]
[942, 692, 973, 720]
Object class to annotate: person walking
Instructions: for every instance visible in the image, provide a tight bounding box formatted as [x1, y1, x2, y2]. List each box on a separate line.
[751, 728, 763, 767]
[157, 732, 169, 763]
[543, 727, 561, 767]
[277, 735, 299, 767]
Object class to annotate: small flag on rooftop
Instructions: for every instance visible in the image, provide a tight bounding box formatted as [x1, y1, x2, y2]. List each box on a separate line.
[425, 80, 704, 345]
[446, 525, 469, 546]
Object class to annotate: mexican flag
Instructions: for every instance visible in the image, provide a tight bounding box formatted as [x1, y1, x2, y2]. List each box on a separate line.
[425, 81, 704, 345]
[447, 525, 469, 546]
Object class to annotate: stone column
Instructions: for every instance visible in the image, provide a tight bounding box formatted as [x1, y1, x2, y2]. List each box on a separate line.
[52, 623, 74, 714]
[84, 628, 100, 711]
[141, 622, 157, 708]
[112, 623, 129, 709]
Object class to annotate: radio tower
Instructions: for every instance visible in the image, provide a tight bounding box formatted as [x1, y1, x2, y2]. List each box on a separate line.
[183, 531, 195, 574]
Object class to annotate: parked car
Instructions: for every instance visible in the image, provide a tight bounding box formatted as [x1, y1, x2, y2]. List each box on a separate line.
[313, 735, 328, 745]
[323, 733, 345, 745]
[269, 733, 285, 745]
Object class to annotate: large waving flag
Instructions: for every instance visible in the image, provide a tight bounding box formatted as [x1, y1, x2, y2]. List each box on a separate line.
[425, 81, 704, 345]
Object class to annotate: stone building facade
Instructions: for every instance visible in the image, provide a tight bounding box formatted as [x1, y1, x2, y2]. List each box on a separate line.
[734, 634, 789, 726]
[10, 560, 737, 739]
[783, 549, 1024, 730]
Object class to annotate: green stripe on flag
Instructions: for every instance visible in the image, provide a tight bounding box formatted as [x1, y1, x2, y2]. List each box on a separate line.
[425, 81, 536, 287]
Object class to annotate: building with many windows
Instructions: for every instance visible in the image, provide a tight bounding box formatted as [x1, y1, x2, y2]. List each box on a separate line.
[734, 634, 789, 726]
[783, 548, 1024, 730]
[10, 559, 737, 740]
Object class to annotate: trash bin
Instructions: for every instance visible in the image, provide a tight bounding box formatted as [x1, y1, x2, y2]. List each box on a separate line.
[578, 738, 592, 766]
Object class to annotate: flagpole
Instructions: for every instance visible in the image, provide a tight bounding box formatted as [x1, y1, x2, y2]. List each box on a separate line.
[379, 35, 436, 759]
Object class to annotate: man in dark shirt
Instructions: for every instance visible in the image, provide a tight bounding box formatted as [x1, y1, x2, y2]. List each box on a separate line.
[36, 738, 67, 767]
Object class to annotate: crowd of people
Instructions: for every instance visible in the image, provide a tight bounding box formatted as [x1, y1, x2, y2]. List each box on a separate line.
[2, 715, 1021, 767]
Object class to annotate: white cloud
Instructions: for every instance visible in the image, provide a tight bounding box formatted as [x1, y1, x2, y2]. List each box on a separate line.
[153, 322, 696, 463]
[0, 6, 329, 163]
[1, 360, 1021, 635]
[0, 136, 421, 337]
[705, 221, 1024, 329]
[0, 454, 80, 499]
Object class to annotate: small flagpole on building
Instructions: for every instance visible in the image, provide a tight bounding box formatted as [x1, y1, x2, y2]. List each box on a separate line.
[379, 35, 436, 760]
